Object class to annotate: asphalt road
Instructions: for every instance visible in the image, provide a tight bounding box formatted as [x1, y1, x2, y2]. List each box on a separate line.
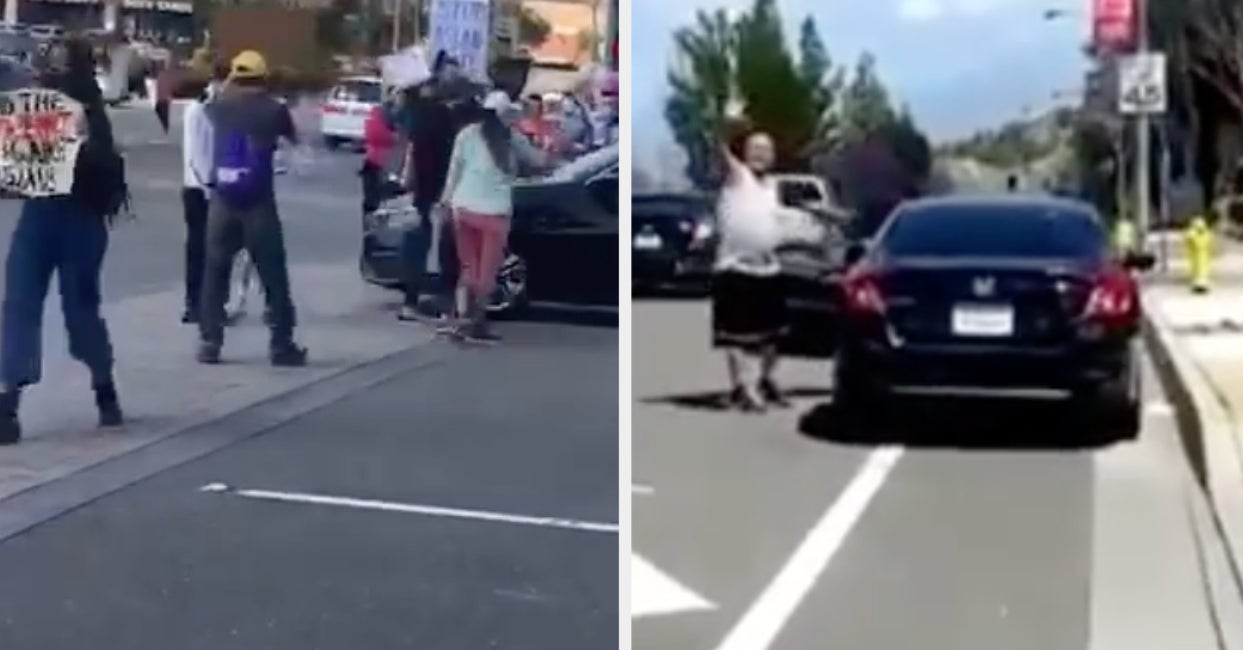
[0, 319, 618, 649]
[633, 298, 1225, 650]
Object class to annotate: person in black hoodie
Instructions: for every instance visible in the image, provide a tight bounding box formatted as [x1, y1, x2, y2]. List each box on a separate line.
[0, 38, 128, 445]
[396, 52, 472, 322]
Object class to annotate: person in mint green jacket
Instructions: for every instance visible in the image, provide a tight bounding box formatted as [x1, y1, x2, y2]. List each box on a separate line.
[435, 91, 546, 343]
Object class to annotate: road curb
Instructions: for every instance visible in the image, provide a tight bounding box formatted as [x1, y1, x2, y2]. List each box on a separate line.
[1142, 293, 1243, 643]
[0, 338, 453, 544]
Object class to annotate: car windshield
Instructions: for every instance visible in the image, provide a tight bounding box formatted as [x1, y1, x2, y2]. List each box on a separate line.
[778, 180, 824, 207]
[337, 80, 382, 104]
[545, 144, 618, 183]
[879, 203, 1107, 260]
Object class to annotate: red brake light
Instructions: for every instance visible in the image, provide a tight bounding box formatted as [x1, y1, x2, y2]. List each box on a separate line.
[844, 269, 885, 314]
[1083, 268, 1137, 325]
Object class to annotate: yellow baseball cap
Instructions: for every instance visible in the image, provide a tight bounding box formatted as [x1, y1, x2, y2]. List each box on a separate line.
[229, 50, 268, 79]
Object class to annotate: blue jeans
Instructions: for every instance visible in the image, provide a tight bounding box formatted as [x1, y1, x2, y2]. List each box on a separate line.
[0, 197, 114, 389]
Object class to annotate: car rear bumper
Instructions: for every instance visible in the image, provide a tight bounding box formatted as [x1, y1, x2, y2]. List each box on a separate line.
[841, 338, 1131, 393]
[632, 250, 713, 284]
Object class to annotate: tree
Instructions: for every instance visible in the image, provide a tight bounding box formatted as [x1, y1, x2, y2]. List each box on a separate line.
[839, 52, 896, 141]
[884, 107, 933, 181]
[665, 0, 839, 185]
[665, 8, 736, 187]
[734, 0, 820, 168]
[797, 16, 843, 143]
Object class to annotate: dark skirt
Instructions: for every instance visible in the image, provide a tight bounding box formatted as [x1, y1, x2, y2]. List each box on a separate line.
[711, 270, 786, 348]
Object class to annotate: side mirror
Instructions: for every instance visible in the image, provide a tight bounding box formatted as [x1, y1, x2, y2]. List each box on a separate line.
[844, 241, 868, 266]
[1123, 250, 1156, 271]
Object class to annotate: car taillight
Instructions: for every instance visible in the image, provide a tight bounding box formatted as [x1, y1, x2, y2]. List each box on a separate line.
[844, 269, 885, 314]
[1082, 268, 1137, 326]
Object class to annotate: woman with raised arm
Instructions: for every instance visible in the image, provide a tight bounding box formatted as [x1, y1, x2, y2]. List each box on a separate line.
[712, 123, 789, 412]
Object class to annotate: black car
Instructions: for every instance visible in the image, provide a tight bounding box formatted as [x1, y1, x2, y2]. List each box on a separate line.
[631, 192, 716, 292]
[360, 144, 619, 313]
[833, 195, 1153, 439]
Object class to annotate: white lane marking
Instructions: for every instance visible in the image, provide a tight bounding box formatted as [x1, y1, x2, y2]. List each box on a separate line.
[1144, 401, 1175, 417]
[632, 484, 655, 495]
[632, 552, 715, 618]
[712, 446, 904, 650]
[199, 483, 618, 534]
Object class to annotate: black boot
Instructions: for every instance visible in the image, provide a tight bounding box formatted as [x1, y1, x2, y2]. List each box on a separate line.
[270, 338, 308, 367]
[0, 390, 20, 445]
[93, 381, 124, 427]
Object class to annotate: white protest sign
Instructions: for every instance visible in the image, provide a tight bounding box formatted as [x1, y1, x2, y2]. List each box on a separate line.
[0, 88, 84, 197]
[380, 45, 432, 89]
[429, 0, 491, 81]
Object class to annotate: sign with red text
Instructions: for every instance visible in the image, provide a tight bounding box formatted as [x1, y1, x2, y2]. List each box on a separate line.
[1092, 0, 1136, 51]
[0, 88, 83, 197]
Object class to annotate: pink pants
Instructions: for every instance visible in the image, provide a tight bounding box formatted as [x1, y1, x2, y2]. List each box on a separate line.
[453, 208, 510, 298]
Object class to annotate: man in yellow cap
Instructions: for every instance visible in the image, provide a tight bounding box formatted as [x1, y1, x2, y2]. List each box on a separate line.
[197, 49, 307, 366]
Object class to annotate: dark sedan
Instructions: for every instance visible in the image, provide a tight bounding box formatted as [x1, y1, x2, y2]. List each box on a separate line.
[631, 192, 716, 292]
[360, 144, 619, 314]
[834, 195, 1153, 439]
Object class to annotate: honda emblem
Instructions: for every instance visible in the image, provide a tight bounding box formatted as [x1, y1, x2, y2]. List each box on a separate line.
[972, 276, 996, 297]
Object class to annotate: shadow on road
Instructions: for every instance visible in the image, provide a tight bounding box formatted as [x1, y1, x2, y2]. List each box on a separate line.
[798, 396, 1117, 451]
[516, 304, 618, 329]
[640, 386, 834, 411]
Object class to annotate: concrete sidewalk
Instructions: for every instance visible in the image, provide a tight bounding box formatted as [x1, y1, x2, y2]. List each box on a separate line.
[1143, 231, 1243, 641]
[0, 262, 434, 504]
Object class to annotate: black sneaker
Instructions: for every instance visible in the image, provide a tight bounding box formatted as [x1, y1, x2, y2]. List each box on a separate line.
[760, 379, 790, 407]
[270, 342, 308, 367]
[93, 382, 124, 427]
[0, 391, 20, 445]
[197, 341, 222, 364]
[461, 323, 501, 345]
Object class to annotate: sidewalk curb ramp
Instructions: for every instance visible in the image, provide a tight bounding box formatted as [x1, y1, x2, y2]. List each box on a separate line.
[0, 340, 452, 545]
[1143, 294, 1243, 645]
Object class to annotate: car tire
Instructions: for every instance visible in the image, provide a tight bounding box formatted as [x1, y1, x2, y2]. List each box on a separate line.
[833, 348, 885, 425]
[488, 253, 529, 319]
[324, 136, 343, 150]
[1074, 352, 1142, 443]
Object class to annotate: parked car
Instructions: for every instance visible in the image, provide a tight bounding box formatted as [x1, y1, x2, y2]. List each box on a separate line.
[631, 192, 716, 292]
[321, 76, 383, 149]
[833, 195, 1153, 439]
[360, 144, 619, 315]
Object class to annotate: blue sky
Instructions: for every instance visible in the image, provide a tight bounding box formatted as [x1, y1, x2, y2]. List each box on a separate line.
[631, 0, 1091, 158]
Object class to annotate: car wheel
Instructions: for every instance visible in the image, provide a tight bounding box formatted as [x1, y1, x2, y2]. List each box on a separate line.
[833, 348, 885, 423]
[1074, 353, 1142, 442]
[324, 136, 343, 150]
[488, 252, 528, 318]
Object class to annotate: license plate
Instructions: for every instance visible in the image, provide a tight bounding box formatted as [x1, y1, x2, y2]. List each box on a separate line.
[951, 303, 1014, 337]
[633, 233, 662, 250]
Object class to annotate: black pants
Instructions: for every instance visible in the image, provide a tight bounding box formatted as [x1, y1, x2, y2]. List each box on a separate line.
[399, 197, 458, 310]
[199, 197, 297, 347]
[360, 161, 382, 215]
[1, 197, 113, 389]
[182, 187, 208, 315]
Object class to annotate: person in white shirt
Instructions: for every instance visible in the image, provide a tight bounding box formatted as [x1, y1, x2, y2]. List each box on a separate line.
[180, 65, 226, 324]
[713, 129, 789, 411]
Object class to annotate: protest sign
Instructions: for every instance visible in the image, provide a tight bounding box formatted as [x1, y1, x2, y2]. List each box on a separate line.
[380, 45, 432, 89]
[0, 88, 83, 197]
[429, 0, 491, 81]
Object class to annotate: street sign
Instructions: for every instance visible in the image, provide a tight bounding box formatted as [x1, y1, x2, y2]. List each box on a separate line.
[1118, 52, 1167, 115]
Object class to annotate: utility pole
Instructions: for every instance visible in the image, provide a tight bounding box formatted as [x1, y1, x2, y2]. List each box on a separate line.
[1134, 0, 1151, 247]
[392, 0, 402, 51]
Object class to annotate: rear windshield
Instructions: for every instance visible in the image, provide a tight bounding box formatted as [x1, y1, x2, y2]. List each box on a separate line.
[879, 204, 1107, 259]
[334, 80, 382, 104]
[778, 181, 824, 207]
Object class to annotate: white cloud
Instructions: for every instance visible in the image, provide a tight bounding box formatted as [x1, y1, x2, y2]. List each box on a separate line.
[898, 0, 945, 22]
